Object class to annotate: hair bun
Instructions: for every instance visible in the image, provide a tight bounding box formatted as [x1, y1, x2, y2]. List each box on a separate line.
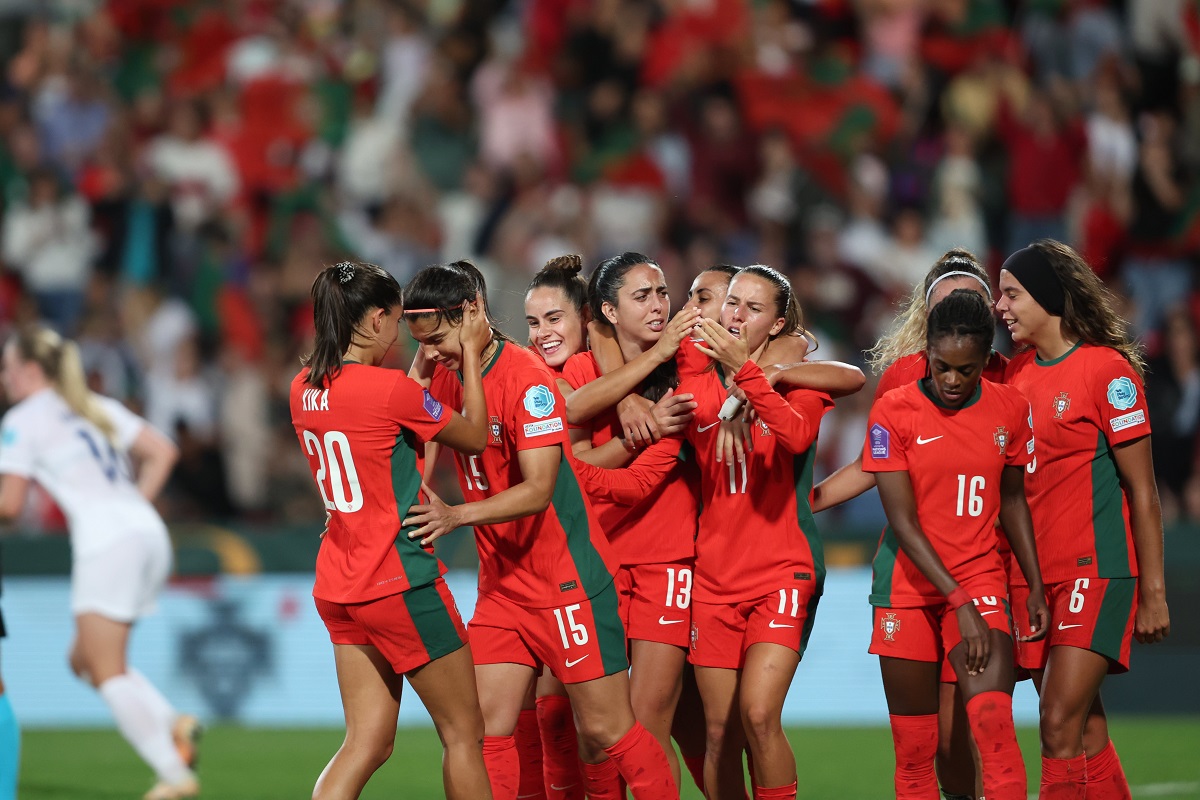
[543, 254, 583, 278]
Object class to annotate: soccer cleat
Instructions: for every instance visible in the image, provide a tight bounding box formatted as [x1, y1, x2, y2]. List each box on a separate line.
[172, 715, 203, 769]
[143, 775, 200, 800]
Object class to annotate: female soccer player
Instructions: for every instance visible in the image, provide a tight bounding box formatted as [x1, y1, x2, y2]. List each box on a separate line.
[995, 240, 1170, 799]
[557, 252, 704, 790]
[290, 261, 493, 800]
[813, 249, 998, 800]
[402, 260, 679, 800]
[0, 326, 200, 800]
[581, 265, 833, 800]
[522, 254, 592, 800]
[863, 289, 1049, 800]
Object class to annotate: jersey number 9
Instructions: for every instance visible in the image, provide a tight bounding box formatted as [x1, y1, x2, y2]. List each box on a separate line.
[303, 430, 364, 513]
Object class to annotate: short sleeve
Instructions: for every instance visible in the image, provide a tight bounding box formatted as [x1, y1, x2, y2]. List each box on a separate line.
[1005, 396, 1034, 467]
[388, 374, 451, 442]
[560, 352, 594, 391]
[98, 396, 148, 451]
[0, 411, 37, 477]
[513, 371, 570, 451]
[862, 398, 908, 473]
[1092, 358, 1151, 445]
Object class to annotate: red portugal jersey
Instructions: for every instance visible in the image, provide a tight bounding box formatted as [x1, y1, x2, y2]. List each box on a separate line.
[862, 379, 1033, 607]
[874, 350, 1008, 402]
[560, 351, 699, 566]
[579, 361, 832, 603]
[290, 364, 450, 604]
[429, 341, 617, 607]
[1004, 343, 1150, 584]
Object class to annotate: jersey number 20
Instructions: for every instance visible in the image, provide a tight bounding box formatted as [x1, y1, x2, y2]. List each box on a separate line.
[303, 430, 363, 512]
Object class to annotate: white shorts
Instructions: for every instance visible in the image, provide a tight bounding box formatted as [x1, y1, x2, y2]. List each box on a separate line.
[71, 531, 173, 622]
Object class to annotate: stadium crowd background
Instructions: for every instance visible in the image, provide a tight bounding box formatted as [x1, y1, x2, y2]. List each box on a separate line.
[0, 0, 1197, 539]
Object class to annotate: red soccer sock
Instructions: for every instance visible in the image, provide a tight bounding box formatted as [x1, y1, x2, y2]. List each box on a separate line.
[1086, 740, 1131, 800]
[1040, 754, 1087, 799]
[483, 735, 520, 800]
[603, 721, 679, 800]
[581, 757, 624, 800]
[888, 713, 939, 800]
[516, 709, 547, 800]
[964, 691, 1026, 800]
[681, 753, 706, 793]
[753, 782, 797, 800]
[537, 695, 583, 800]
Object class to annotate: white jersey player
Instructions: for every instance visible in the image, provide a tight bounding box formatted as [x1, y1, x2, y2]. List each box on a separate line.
[0, 326, 201, 800]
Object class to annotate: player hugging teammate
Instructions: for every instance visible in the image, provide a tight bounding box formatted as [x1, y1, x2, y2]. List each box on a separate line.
[290, 240, 1168, 800]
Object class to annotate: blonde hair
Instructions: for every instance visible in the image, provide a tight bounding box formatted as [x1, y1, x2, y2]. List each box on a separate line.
[866, 248, 989, 374]
[9, 326, 117, 443]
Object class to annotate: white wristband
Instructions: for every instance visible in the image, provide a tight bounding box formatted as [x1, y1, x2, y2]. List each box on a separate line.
[718, 395, 744, 422]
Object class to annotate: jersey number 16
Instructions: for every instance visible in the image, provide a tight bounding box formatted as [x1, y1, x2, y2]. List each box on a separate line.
[955, 474, 985, 517]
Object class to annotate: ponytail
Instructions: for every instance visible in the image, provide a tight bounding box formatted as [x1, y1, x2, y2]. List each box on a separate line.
[303, 261, 403, 388]
[9, 327, 117, 444]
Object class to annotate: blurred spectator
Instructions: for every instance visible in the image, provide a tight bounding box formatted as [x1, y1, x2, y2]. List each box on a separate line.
[0, 0, 1191, 532]
[1122, 112, 1192, 338]
[1, 166, 96, 333]
[1146, 307, 1200, 523]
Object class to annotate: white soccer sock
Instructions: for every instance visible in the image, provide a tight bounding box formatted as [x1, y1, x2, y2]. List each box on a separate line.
[127, 668, 178, 728]
[99, 673, 192, 785]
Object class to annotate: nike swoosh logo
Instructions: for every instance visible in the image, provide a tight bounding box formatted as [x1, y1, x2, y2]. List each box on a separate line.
[698, 422, 720, 432]
[1057, 622, 1083, 630]
[550, 786, 577, 793]
[768, 620, 794, 629]
[564, 655, 590, 668]
[916, 435, 943, 445]
[658, 616, 684, 625]
[979, 610, 1000, 616]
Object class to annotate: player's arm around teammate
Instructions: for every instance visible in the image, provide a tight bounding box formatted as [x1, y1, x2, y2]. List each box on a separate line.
[292, 262, 493, 800]
[403, 260, 679, 800]
[866, 290, 1048, 800]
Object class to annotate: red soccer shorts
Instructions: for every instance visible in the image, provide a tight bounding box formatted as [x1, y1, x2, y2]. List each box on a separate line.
[688, 583, 821, 669]
[869, 575, 1012, 667]
[1011, 577, 1137, 673]
[315, 577, 468, 674]
[469, 580, 629, 684]
[614, 560, 694, 649]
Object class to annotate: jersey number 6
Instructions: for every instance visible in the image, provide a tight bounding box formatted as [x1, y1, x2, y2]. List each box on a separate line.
[303, 430, 364, 513]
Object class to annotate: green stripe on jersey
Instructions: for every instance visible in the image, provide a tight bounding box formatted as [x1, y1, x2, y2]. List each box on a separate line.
[870, 526, 900, 607]
[391, 431, 441, 588]
[792, 448, 826, 589]
[553, 451, 615, 597]
[1091, 432, 1132, 578]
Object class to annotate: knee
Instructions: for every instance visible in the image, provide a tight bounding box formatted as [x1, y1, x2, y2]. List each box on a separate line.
[704, 717, 732, 759]
[345, 729, 396, 771]
[741, 701, 781, 748]
[68, 650, 91, 684]
[575, 714, 627, 753]
[437, 710, 486, 749]
[1039, 702, 1082, 758]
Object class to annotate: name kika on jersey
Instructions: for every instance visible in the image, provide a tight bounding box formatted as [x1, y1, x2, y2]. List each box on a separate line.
[301, 388, 330, 412]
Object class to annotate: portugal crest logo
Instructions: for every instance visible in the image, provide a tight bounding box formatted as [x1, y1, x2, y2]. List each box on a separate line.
[489, 415, 502, 444]
[994, 426, 1009, 454]
[881, 612, 901, 642]
[1053, 392, 1071, 419]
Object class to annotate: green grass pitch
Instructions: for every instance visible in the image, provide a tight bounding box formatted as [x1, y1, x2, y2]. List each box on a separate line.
[18, 718, 1200, 799]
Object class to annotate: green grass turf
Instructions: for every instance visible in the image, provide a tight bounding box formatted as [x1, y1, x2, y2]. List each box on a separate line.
[18, 718, 1200, 799]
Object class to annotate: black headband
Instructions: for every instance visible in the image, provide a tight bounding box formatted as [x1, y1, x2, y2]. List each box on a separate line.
[1002, 246, 1065, 316]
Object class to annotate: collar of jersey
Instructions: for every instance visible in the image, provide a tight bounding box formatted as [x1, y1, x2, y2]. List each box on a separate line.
[918, 378, 982, 410]
[458, 339, 505, 381]
[1034, 339, 1082, 367]
[341, 358, 360, 365]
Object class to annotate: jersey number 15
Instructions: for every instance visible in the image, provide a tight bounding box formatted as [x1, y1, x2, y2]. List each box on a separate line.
[303, 430, 363, 512]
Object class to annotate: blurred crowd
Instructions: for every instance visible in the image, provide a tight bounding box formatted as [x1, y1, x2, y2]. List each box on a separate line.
[0, 0, 1197, 532]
